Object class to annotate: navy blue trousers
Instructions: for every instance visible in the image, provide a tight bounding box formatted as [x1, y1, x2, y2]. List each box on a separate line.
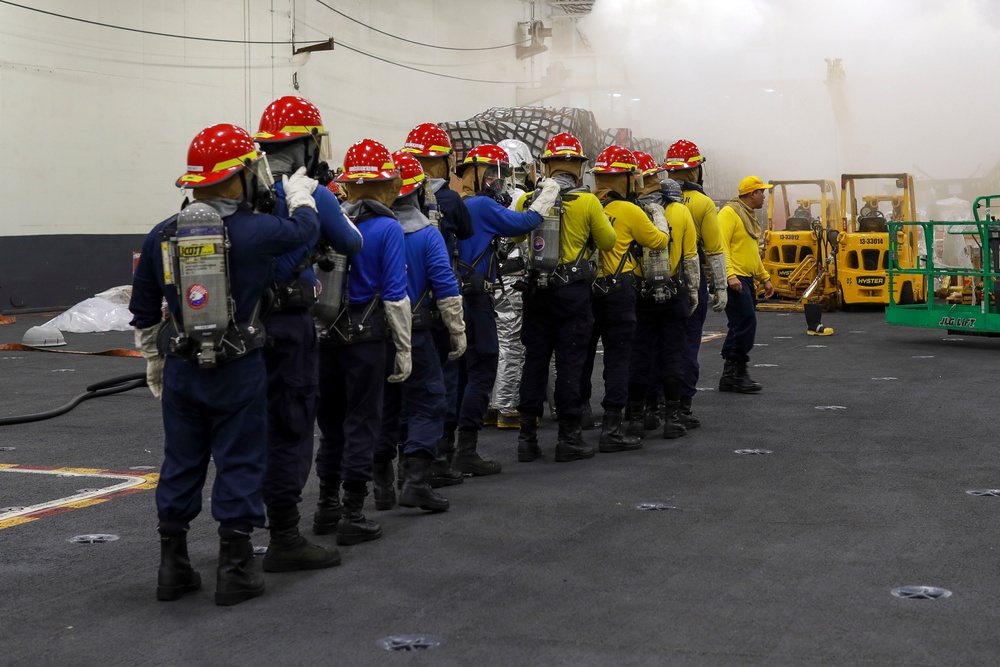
[433, 322, 461, 435]
[581, 282, 636, 411]
[680, 267, 710, 398]
[721, 275, 757, 363]
[376, 331, 445, 460]
[518, 281, 594, 418]
[262, 310, 318, 509]
[456, 292, 499, 432]
[629, 291, 689, 400]
[157, 350, 268, 535]
[315, 338, 386, 484]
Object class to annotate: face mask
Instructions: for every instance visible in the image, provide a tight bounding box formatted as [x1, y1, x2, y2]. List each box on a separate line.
[483, 179, 512, 208]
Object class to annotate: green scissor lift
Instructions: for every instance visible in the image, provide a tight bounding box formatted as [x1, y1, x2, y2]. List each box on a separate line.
[886, 195, 1000, 335]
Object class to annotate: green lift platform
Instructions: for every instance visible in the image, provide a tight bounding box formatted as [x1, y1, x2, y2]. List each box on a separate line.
[886, 195, 1000, 335]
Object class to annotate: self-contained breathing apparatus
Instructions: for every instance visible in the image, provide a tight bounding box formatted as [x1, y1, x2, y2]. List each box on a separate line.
[635, 195, 679, 304]
[311, 212, 387, 347]
[158, 202, 265, 367]
[520, 188, 593, 290]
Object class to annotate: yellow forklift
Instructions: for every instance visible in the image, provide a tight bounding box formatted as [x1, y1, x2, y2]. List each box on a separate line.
[757, 179, 841, 312]
[837, 173, 926, 307]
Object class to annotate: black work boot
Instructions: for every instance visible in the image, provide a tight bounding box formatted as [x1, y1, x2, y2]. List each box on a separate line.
[662, 401, 688, 439]
[215, 533, 264, 606]
[312, 477, 342, 535]
[719, 360, 740, 392]
[555, 414, 595, 463]
[736, 362, 763, 393]
[157, 533, 201, 602]
[598, 409, 642, 453]
[372, 458, 396, 511]
[263, 506, 341, 573]
[399, 455, 450, 512]
[427, 433, 464, 488]
[677, 396, 701, 429]
[453, 430, 502, 476]
[581, 400, 597, 430]
[624, 397, 646, 444]
[517, 414, 542, 462]
[337, 487, 383, 546]
[642, 394, 662, 431]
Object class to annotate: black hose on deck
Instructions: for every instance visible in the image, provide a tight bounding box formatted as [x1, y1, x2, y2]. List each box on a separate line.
[0, 372, 147, 426]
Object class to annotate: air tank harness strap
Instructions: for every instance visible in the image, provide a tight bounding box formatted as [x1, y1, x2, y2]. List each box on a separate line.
[410, 286, 440, 331]
[264, 248, 318, 315]
[158, 312, 267, 366]
[322, 295, 388, 348]
[457, 238, 497, 296]
[593, 242, 638, 298]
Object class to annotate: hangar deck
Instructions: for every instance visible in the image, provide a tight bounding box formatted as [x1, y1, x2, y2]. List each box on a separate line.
[1, 309, 997, 666]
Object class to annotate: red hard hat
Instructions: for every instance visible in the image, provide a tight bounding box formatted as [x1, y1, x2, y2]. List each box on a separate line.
[633, 150, 664, 177]
[456, 144, 510, 176]
[335, 139, 398, 183]
[592, 145, 638, 174]
[400, 123, 452, 157]
[663, 139, 705, 170]
[392, 151, 426, 197]
[176, 124, 259, 189]
[542, 132, 587, 160]
[325, 180, 342, 197]
[254, 96, 324, 143]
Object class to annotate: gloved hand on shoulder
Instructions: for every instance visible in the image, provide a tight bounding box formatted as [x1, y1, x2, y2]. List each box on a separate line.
[528, 178, 561, 214]
[283, 166, 319, 214]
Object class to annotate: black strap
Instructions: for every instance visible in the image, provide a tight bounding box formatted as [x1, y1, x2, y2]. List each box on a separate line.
[600, 198, 636, 281]
[457, 237, 498, 280]
[412, 284, 433, 312]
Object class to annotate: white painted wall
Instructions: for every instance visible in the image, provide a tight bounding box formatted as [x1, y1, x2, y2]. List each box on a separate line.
[0, 0, 537, 236]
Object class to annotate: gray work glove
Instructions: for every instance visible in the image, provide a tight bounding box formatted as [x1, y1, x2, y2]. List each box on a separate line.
[707, 252, 729, 313]
[134, 322, 166, 399]
[528, 178, 560, 214]
[437, 296, 467, 360]
[642, 201, 671, 238]
[683, 257, 701, 316]
[384, 297, 412, 383]
[283, 166, 319, 214]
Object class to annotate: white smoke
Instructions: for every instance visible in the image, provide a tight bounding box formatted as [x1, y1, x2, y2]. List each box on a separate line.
[577, 0, 1000, 186]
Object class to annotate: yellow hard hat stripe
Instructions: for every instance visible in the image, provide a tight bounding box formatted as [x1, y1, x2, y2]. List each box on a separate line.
[212, 150, 258, 173]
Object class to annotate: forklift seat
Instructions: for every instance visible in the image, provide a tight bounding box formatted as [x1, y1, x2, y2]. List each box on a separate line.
[785, 217, 813, 231]
[857, 216, 889, 233]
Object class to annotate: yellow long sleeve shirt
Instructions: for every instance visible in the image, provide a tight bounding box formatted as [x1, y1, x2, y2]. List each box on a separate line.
[519, 189, 617, 263]
[635, 202, 698, 280]
[681, 188, 725, 256]
[598, 199, 669, 277]
[718, 204, 770, 282]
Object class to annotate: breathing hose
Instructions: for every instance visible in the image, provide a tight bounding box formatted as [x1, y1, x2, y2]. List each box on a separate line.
[0, 372, 147, 426]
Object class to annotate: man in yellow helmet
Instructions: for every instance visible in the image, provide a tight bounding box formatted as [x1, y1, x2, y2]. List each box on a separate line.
[718, 175, 775, 393]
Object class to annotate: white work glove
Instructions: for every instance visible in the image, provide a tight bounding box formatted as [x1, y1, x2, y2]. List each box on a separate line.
[528, 178, 560, 214]
[683, 257, 701, 316]
[283, 166, 319, 214]
[384, 297, 412, 383]
[707, 252, 729, 313]
[437, 296, 467, 360]
[642, 202, 671, 238]
[134, 323, 166, 400]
